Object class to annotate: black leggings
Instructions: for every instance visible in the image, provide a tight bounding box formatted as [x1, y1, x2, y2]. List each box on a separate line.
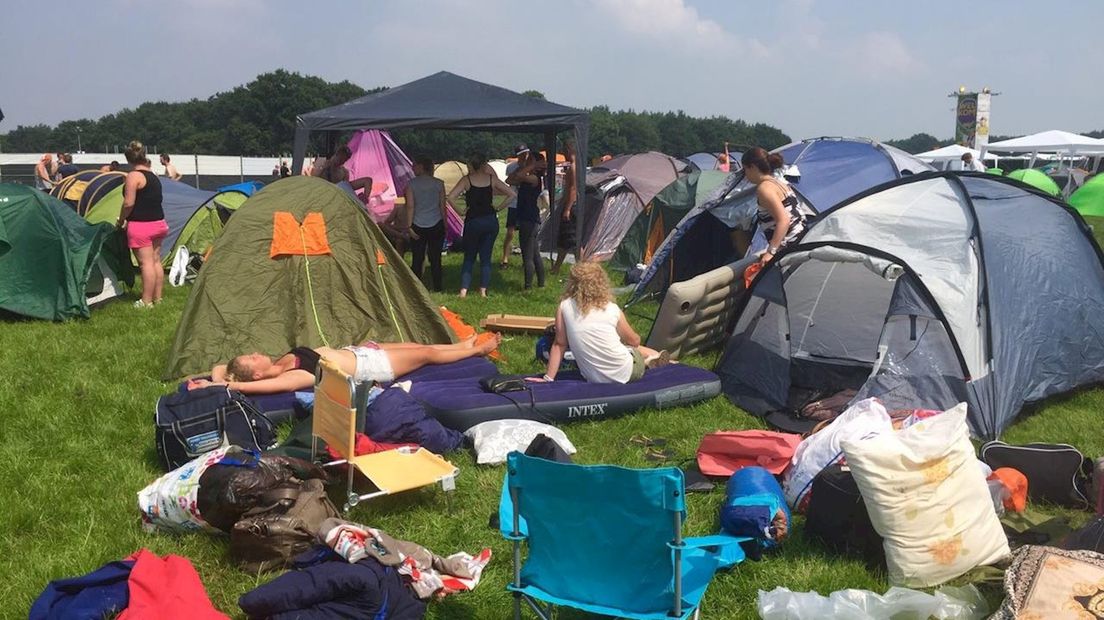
[410, 221, 445, 291]
[519, 219, 545, 289]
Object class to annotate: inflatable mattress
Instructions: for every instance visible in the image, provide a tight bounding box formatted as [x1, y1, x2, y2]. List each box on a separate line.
[410, 363, 722, 431]
[177, 357, 500, 421]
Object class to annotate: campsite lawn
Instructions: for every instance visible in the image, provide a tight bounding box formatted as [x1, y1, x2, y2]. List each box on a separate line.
[4, 230, 1104, 618]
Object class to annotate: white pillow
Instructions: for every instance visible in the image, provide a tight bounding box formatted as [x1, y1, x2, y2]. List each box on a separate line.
[464, 419, 576, 465]
[840, 403, 1009, 587]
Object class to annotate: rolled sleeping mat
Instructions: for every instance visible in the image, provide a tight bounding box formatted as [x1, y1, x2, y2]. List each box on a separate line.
[720, 466, 790, 546]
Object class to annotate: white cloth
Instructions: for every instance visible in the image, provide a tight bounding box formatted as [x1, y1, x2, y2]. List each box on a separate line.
[168, 246, 190, 287]
[464, 420, 577, 465]
[343, 345, 394, 383]
[559, 299, 633, 384]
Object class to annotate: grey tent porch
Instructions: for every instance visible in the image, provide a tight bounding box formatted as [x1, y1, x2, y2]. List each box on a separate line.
[292, 71, 589, 250]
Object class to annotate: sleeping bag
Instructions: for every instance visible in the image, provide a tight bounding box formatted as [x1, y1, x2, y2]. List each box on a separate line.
[720, 467, 790, 547]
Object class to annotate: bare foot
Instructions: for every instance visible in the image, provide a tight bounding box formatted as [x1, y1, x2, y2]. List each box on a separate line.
[459, 289, 468, 298]
[475, 332, 502, 355]
[460, 335, 477, 349]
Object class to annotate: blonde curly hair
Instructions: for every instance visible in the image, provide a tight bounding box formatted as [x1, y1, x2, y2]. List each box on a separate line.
[563, 262, 612, 315]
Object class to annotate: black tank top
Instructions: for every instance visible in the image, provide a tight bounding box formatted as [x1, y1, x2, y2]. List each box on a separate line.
[128, 170, 165, 222]
[287, 347, 321, 376]
[463, 176, 495, 219]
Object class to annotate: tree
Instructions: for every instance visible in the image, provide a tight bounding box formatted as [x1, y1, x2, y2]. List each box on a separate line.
[885, 133, 942, 154]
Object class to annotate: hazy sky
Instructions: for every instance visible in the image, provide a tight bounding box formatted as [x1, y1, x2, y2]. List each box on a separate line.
[3, 0, 1100, 142]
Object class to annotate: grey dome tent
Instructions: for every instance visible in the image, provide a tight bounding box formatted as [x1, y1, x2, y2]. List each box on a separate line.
[718, 172, 1104, 438]
[292, 71, 589, 252]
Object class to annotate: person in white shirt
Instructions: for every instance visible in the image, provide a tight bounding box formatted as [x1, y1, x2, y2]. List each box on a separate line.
[535, 262, 670, 384]
[961, 152, 986, 172]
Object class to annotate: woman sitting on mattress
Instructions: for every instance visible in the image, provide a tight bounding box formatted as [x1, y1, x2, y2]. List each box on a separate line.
[187, 336, 500, 395]
[535, 262, 671, 385]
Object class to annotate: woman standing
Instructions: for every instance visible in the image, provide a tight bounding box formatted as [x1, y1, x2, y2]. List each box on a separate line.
[406, 156, 447, 292]
[741, 147, 806, 265]
[117, 141, 168, 308]
[448, 155, 516, 297]
[506, 152, 547, 290]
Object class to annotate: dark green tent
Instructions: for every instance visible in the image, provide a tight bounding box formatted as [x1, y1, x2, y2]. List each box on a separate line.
[0, 184, 122, 320]
[164, 176, 453, 379]
[610, 170, 727, 272]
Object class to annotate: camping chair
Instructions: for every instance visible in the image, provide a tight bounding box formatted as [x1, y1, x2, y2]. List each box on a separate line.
[311, 358, 458, 511]
[501, 452, 749, 620]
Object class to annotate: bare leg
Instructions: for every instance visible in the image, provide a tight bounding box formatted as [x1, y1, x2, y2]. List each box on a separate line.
[134, 245, 159, 304]
[384, 335, 500, 377]
[501, 225, 515, 265]
[373, 336, 477, 351]
[551, 248, 568, 274]
[151, 236, 165, 302]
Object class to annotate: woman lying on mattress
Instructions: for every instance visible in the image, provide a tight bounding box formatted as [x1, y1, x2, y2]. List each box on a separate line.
[534, 262, 671, 385]
[186, 336, 500, 395]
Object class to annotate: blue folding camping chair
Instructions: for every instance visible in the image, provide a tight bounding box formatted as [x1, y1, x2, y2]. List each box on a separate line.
[501, 452, 750, 619]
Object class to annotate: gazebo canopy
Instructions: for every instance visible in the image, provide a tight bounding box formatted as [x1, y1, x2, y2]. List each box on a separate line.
[915, 144, 997, 162]
[292, 71, 589, 249]
[987, 130, 1104, 154]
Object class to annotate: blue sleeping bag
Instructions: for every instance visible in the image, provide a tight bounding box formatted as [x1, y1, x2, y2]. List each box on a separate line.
[719, 467, 790, 547]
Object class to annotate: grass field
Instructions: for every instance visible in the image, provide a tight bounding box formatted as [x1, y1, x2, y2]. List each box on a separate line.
[4, 216, 1103, 619]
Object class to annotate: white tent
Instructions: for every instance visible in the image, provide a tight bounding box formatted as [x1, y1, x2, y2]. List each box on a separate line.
[914, 144, 999, 171]
[987, 130, 1104, 154]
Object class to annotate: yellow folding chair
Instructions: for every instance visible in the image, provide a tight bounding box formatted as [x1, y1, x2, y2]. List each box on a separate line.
[311, 358, 459, 511]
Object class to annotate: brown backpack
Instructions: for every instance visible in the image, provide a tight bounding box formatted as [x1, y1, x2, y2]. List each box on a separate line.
[229, 478, 339, 574]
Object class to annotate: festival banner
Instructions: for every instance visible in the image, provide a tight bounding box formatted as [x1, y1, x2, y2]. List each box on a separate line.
[974, 92, 991, 153]
[955, 93, 978, 147]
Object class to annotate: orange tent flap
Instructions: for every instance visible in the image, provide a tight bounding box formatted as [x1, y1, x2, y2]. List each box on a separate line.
[439, 307, 502, 361]
[270, 212, 332, 258]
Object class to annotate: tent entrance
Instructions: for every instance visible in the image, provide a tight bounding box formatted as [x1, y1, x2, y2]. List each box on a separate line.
[720, 246, 968, 418]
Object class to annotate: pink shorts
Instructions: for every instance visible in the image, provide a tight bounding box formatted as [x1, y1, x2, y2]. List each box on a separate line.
[126, 219, 169, 249]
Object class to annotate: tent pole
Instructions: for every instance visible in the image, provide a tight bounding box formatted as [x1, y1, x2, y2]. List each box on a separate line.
[574, 123, 589, 261]
[544, 130, 558, 266]
[291, 125, 309, 175]
[194, 154, 200, 189]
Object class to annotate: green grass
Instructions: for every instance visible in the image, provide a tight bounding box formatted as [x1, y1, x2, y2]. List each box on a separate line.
[3, 219, 1103, 619]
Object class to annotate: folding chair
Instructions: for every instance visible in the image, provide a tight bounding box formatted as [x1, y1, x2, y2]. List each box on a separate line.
[501, 452, 749, 620]
[311, 357, 458, 511]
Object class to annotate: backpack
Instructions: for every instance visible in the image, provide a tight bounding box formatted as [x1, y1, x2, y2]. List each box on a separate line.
[229, 478, 340, 574]
[155, 386, 277, 472]
[804, 463, 885, 568]
[696, 430, 802, 477]
[980, 441, 1092, 509]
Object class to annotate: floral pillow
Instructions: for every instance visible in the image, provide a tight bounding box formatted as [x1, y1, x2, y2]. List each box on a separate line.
[465, 420, 576, 465]
[840, 403, 1010, 587]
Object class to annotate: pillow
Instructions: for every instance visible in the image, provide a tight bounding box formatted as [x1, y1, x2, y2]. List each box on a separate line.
[465, 420, 576, 465]
[840, 403, 1009, 587]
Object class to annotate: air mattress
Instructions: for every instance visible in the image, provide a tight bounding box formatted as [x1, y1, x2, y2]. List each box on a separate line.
[409, 363, 721, 431]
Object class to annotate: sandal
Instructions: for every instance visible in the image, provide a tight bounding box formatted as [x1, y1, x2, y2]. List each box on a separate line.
[643, 447, 674, 462]
[629, 435, 668, 448]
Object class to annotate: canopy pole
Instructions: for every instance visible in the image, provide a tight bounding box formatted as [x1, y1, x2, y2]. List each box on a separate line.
[291, 125, 309, 175]
[574, 122, 589, 261]
[543, 130, 558, 264]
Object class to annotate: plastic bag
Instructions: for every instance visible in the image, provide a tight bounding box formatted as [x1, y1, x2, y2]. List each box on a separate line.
[757, 584, 988, 620]
[137, 447, 232, 533]
[783, 398, 893, 509]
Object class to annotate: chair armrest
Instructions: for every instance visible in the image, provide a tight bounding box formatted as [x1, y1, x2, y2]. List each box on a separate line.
[672, 533, 752, 570]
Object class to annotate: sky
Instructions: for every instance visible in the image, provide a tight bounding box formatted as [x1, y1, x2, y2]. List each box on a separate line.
[3, 0, 1101, 143]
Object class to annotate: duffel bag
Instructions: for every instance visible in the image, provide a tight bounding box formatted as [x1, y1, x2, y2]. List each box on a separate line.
[155, 385, 277, 471]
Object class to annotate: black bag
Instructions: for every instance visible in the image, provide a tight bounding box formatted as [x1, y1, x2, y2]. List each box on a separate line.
[804, 464, 885, 568]
[980, 441, 1092, 508]
[155, 386, 277, 471]
[479, 374, 530, 394]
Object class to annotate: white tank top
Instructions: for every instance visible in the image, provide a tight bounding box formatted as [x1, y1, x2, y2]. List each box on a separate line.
[559, 298, 633, 384]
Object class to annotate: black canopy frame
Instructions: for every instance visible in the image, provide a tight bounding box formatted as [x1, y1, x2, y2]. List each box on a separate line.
[292, 71, 589, 256]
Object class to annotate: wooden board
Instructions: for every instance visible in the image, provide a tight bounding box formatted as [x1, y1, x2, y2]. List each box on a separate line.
[480, 313, 554, 334]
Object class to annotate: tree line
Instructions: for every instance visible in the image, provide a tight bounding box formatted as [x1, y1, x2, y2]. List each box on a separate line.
[4, 69, 1099, 160]
[0, 70, 790, 162]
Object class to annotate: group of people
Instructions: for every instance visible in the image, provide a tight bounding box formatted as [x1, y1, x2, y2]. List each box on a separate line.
[35, 152, 182, 189]
[372, 142, 578, 298]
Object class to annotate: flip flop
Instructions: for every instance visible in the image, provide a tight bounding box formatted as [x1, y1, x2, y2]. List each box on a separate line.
[644, 448, 674, 462]
[629, 435, 668, 448]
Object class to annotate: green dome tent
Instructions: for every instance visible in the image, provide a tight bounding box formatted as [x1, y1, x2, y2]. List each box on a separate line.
[166, 188, 250, 267]
[164, 176, 453, 379]
[0, 184, 131, 320]
[1007, 168, 1061, 196]
[1071, 174, 1104, 217]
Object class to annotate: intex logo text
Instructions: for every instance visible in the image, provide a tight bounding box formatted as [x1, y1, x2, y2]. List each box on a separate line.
[566, 403, 608, 419]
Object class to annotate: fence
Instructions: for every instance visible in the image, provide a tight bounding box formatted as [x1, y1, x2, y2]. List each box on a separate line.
[0, 153, 292, 191]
